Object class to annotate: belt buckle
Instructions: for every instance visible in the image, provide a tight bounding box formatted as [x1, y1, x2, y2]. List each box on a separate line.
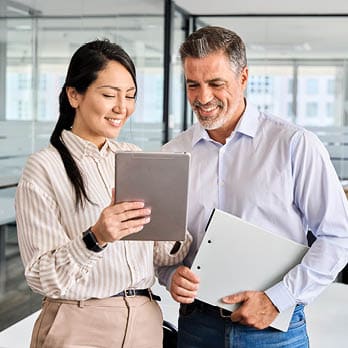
[124, 288, 136, 297]
[219, 307, 231, 319]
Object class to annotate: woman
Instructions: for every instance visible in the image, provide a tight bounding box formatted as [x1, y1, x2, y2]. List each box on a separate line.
[15, 39, 188, 348]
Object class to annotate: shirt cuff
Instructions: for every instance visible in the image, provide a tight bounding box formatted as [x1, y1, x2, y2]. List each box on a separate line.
[265, 281, 297, 312]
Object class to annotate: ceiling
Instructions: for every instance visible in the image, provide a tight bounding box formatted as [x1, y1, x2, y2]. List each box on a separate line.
[2, 0, 348, 60]
[4, 0, 348, 16]
[175, 0, 348, 15]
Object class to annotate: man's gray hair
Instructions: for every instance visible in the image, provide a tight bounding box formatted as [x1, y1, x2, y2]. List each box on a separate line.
[179, 26, 247, 74]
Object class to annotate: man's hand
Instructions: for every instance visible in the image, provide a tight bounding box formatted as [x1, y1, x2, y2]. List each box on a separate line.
[222, 291, 279, 329]
[170, 266, 200, 304]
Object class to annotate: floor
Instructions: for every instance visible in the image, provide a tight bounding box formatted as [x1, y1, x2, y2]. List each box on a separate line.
[0, 224, 42, 332]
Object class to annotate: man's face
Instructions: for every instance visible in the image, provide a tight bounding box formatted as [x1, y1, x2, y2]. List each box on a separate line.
[184, 51, 248, 133]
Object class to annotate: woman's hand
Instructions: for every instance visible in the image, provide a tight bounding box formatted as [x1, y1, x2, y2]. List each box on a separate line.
[91, 188, 151, 245]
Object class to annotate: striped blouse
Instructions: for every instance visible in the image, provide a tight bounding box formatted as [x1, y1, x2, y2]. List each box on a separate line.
[15, 130, 189, 300]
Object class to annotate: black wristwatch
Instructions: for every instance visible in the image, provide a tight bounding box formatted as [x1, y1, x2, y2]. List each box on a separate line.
[82, 228, 106, 253]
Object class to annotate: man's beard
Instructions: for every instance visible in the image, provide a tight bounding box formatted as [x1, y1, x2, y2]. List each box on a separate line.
[192, 100, 226, 130]
[195, 111, 228, 130]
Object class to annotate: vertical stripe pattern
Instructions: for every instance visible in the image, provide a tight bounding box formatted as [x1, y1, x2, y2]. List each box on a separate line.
[15, 130, 189, 300]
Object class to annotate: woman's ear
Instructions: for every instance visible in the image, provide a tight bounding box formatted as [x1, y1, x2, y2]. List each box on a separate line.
[66, 87, 80, 108]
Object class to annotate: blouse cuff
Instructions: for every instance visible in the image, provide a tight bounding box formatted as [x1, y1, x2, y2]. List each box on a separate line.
[154, 230, 192, 266]
[69, 235, 105, 268]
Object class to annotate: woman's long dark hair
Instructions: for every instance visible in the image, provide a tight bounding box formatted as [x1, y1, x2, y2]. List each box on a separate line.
[50, 39, 137, 209]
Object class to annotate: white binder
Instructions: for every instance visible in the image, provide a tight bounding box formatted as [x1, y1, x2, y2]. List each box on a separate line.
[191, 209, 309, 332]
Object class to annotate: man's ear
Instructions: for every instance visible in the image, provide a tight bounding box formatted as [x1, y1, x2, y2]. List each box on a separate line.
[241, 67, 248, 87]
[240, 67, 248, 91]
[66, 87, 80, 108]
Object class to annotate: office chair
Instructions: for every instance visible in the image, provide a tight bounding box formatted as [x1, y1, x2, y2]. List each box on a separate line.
[163, 320, 177, 348]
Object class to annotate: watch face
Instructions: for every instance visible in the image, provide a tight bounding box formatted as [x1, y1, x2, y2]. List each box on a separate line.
[83, 229, 104, 252]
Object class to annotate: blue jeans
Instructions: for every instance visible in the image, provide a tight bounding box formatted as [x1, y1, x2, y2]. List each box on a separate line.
[178, 303, 309, 348]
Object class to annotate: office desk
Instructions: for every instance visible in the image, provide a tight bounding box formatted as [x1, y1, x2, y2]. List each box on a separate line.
[305, 282, 348, 347]
[0, 176, 18, 190]
[0, 310, 38, 348]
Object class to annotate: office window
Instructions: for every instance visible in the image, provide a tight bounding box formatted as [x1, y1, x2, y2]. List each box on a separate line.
[306, 102, 318, 117]
[306, 78, 319, 95]
[33, 16, 165, 150]
[17, 100, 23, 119]
[39, 75, 47, 91]
[38, 99, 46, 120]
[5, 19, 33, 121]
[296, 66, 342, 126]
[18, 74, 30, 90]
[288, 79, 293, 94]
[247, 65, 293, 121]
[327, 79, 335, 95]
[326, 102, 334, 118]
[287, 102, 294, 118]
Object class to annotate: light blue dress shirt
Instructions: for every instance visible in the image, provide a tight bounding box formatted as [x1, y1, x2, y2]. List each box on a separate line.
[157, 101, 348, 313]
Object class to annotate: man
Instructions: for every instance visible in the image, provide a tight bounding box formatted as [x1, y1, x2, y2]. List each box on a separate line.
[157, 26, 348, 347]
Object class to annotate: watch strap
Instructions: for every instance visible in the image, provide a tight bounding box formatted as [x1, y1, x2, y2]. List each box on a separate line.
[82, 228, 105, 253]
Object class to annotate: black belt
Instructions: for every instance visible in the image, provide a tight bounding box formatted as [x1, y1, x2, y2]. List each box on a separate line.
[181, 299, 231, 319]
[113, 288, 161, 302]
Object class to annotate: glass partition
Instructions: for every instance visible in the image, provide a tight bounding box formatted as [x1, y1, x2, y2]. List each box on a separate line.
[195, 16, 348, 180]
[6, 18, 34, 121]
[0, 14, 165, 189]
[171, 10, 188, 137]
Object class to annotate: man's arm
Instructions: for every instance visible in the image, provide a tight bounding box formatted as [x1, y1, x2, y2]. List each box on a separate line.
[223, 130, 348, 329]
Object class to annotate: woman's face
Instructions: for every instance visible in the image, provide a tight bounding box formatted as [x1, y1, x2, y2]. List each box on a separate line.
[69, 60, 136, 149]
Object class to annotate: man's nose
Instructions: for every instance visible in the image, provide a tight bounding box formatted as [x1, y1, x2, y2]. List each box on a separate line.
[197, 86, 213, 105]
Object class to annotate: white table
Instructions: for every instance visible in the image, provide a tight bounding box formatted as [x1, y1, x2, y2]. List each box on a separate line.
[0, 311, 39, 348]
[305, 282, 348, 347]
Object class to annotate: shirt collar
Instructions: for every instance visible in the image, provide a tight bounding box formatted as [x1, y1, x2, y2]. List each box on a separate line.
[192, 123, 211, 146]
[61, 130, 117, 160]
[191, 100, 260, 147]
[234, 101, 260, 139]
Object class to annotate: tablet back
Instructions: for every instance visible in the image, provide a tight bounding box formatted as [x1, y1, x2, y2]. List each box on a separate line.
[115, 151, 190, 241]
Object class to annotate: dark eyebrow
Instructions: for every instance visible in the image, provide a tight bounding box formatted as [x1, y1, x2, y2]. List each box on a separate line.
[97, 85, 136, 92]
[186, 78, 226, 84]
[207, 78, 226, 84]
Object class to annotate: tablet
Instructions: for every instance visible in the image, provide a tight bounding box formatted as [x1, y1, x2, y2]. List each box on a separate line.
[115, 151, 190, 241]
